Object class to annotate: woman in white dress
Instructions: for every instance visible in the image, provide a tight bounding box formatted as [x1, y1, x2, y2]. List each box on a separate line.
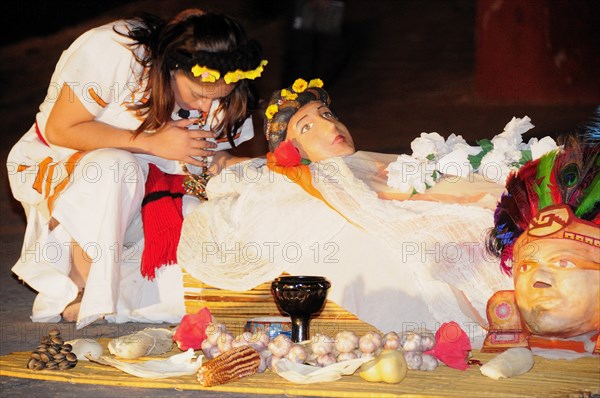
[6, 9, 268, 328]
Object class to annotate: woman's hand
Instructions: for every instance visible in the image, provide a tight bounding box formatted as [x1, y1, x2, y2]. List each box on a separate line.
[141, 119, 217, 167]
[208, 150, 251, 176]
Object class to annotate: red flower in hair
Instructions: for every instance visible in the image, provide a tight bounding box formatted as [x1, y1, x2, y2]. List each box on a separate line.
[273, 140, 302, 167]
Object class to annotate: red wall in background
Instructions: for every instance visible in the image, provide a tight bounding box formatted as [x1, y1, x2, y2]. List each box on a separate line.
[475, 0, 600, 104]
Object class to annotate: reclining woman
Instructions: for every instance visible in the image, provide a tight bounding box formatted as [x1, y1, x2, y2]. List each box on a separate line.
[178, 79, 513, 345]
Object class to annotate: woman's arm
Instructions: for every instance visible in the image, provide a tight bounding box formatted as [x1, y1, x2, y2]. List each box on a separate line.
[45, 84, 216, 167]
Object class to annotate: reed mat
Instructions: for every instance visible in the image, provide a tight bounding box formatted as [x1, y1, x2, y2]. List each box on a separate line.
[1, 339, 598, 397]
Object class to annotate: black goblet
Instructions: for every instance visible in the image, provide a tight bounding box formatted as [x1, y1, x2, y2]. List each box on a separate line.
[271, 275, 331, 342]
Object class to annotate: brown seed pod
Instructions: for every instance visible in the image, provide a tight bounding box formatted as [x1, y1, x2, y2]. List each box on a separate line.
[51, 337, 64, 346]
[33, 361, 46, 370]
[58, 360, 75, 370]
[45, 361, 59, 370]
[27, 358, 38, 370]
[37, 345, 48, 352]
[65, 353, 77, 362]
[39, 352, 51, 363]
[60, 344, 72, 353]
[30, 352, 41, 361]
[48, 329, 61, 337]
[53, 353, 65, 362]
[41, 336, 52, 345]
[47, 346, 59, 356]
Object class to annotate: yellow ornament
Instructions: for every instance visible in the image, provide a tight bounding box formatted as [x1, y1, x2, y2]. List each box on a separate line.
[190, 65, 220, 82]
[281, 89, 298, 101]
[308, 78, 324, 88]
[292, 78, 308, 93]
[265, 104, 279, 120]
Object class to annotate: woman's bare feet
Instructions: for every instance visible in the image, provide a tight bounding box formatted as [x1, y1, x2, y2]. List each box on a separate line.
[61, 290, 83, 322]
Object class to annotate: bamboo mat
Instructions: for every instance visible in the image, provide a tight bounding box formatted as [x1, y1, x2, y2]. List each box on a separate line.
[1, 339, 598, 397]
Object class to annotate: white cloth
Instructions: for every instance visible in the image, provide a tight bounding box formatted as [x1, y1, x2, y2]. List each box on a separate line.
[178, 152, 513, 345]
[6, 20, 253, 328]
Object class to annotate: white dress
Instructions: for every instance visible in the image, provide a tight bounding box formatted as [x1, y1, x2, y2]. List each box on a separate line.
[178, 153, 513, 347]
[6, 20, 254, 328]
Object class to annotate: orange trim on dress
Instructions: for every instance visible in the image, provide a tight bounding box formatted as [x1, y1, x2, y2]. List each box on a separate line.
[31, 157, 53, 194]
[88, 87, 108, 108]
[48, 152, 85, 214]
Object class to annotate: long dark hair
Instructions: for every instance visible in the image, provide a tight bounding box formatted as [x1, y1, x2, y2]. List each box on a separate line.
[116, 9, 261, 146]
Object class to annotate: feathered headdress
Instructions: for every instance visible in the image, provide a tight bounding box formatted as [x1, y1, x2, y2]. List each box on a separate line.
[487, 114, 600, 275]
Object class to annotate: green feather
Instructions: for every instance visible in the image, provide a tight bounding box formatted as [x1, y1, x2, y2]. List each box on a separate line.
[534, 150, 558, 209]
[575, 173, 600, 218]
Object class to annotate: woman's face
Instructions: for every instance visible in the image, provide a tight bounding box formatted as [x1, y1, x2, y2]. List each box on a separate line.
[514, 239, 599, 338]
[286, 101, 355, 162]
[171, 70, 235, 113]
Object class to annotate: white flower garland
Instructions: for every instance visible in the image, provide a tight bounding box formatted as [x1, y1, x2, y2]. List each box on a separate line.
[386, 116, 558, 193]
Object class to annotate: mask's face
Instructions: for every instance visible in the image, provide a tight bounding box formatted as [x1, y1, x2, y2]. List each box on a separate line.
[514, 238, 600, 337]
[286, 101, 355, 162]
[171, 70, 235, 113]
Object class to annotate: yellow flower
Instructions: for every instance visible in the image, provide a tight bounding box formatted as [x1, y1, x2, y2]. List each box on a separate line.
[281, 89, 298, 101]
[265, 104, 279, 120]
[191, 65, 220, 82]
[308, 78, 324, 88]
[292, 78, 308, 93]
[223, 60, 268, 84]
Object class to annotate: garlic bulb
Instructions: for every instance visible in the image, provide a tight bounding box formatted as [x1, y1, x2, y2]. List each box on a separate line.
[404, 351, 423, 370]
[420, 332, 435, 351]
[258, 348, 272, 373]
[232, 332, 253, 348]
[316, 353, 337, 367]
[401, 332, 422, 352]
[268, 334, 293, 358]
[310, 334, 335, 356]
[216, 332, 234, 353]
[337, 351, 358, 362]
[383, 332, 401, 350]
[420, 353, 438, 371]
[359, 331, 383, 354]
[287, 344, 308, 364]
[335, 331, 359, 353]
[205, 323, 227, 346]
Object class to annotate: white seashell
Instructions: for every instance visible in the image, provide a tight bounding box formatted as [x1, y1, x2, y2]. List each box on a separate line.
[66, 338, 103, 361]
[108, 328, 174, 359]
[480, 348, 534, 380]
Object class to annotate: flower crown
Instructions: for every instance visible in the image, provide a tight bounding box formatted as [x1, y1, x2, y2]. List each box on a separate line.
[191, 60, 268, 84]
[265, 78, 324, 123]
[170, 45, 267, 84]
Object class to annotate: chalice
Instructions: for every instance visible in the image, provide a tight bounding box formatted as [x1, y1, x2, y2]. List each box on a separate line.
[271, 276, 331, 342]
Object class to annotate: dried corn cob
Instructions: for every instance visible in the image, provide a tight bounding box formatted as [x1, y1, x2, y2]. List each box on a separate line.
[197, 345, 260, 387]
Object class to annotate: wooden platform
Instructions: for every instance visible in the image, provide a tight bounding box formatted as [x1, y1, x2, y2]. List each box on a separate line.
[182, 271, 378, 337]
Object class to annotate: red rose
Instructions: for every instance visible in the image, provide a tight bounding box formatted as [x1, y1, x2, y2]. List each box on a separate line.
[273, 140, 302, 167]
[173, 307, 212, 351]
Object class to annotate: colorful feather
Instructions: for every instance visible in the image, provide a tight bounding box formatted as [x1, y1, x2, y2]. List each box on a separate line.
[486, 111, 600, 271]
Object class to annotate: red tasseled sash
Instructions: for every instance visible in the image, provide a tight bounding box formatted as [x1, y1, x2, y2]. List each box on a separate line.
[140, 164, 185, 280]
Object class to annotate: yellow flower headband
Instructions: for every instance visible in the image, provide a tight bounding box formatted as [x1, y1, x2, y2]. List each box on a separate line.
[191, 60, 269, 84]
[265, 78, 324, 120]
